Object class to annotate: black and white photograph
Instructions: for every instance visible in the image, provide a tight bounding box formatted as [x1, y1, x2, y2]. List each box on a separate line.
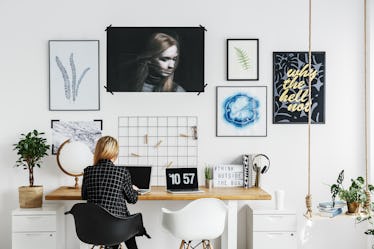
[106, 27, 205, 92]
[51, 120, 102, 154]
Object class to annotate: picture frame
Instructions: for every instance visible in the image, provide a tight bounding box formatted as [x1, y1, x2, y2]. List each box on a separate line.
[49, 40, 100, 111]
[216, 86, 267, 137]
[227, 39, 259, 81]
[273, 51, 325, 124]
[51, 119, 103, 155]
[106, 27, 205, 92]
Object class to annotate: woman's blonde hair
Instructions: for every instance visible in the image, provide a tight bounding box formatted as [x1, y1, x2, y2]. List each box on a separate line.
[93, 136, 119, 165]
[134, 32, 179, 91]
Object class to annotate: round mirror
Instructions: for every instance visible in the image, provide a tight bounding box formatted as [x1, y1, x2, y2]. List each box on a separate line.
[56, 139, 93, 188]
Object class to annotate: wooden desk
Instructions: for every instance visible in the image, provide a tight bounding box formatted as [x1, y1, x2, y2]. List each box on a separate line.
[46, 186, 271, 249]
[45, 186, 271, 201]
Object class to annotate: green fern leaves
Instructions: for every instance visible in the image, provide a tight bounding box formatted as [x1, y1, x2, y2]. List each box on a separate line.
[234, 47, 251, 70]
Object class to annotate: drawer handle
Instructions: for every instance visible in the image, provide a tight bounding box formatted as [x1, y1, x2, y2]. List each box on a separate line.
[24, 233, 44, 236]
[267, 232, 283, 235]
[268, 215, 283, 219]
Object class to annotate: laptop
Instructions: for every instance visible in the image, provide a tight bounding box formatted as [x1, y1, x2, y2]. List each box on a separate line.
[166, 168, 204, 194]
[126, 166, 152, 195]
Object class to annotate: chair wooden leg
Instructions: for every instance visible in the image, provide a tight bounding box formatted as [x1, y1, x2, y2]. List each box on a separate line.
[208, 240, 214, 249]
[179, 240, 185, 249]
[186, 241, 192, 249]
[202, 240, 207, 249]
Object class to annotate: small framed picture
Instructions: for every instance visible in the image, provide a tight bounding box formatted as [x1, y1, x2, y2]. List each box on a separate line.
[49, 40, 100, 111]
[216, 86, 267, 137]
[51, 119, 102, 155]
[227, 39, 259, 81]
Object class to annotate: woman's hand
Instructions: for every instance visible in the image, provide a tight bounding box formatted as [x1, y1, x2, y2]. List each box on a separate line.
[133, 185, 139, 191]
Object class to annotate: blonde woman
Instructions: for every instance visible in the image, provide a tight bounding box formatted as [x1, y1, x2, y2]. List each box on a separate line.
[82, 136, 139, 249]
[133, 32, 185, 92]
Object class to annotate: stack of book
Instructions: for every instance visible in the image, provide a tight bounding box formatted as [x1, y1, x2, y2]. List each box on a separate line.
[318, 201, 346, 218]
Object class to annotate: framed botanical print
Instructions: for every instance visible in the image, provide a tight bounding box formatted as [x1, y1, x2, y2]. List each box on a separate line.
[273, 51, 325, 124]
[49, 40, 100, 111]
[216, 86, 267, 137]
[227, 39, 259, 81]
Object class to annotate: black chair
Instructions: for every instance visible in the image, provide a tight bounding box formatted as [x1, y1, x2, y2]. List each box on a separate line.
[65, 203, 150, 248]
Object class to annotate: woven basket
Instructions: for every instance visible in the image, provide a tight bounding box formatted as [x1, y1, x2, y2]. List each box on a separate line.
[18, 186, 43, 208]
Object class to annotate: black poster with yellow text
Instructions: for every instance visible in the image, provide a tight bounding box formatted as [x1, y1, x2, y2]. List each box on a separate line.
[273, 52, 325, 124]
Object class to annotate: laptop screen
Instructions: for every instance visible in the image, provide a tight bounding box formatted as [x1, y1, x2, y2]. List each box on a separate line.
[125, 166, 152, 190]
[166, 168, 199, 190]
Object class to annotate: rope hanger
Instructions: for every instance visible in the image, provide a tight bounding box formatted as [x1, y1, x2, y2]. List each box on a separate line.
[304, 0, 370, 219]
[363, 0, 371, 211]
[304, 0, 313, 220]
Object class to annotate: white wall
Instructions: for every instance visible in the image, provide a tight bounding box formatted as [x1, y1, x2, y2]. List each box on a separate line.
[0, 0, 369, 248]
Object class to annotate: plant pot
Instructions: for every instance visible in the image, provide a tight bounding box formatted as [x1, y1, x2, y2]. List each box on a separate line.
[18, 186, 43, 208]
[205, 179, 213, 189]
[347, 201, 360, 214]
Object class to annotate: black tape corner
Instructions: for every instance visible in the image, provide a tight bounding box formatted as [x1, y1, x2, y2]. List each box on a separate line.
[199, 24, 207, 32]
[104, 85, 114, 95]
[51, 119, 59, 128]
[197, 84, 208, 95]
[105, 24, 112, 32]
[93, 119, 103, 130]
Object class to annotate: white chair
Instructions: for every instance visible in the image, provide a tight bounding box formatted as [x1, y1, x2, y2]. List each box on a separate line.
[161, 198, 227, 249]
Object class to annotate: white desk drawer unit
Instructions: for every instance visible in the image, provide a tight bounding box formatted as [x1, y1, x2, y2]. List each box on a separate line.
[12, 204, 65, 249]
[247, 207, 297, 249]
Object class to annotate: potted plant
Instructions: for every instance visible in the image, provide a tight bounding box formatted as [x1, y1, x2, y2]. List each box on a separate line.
[331, 170, 374, 214]
[204, 166, 213, 189]
[13, 130, 50, 208]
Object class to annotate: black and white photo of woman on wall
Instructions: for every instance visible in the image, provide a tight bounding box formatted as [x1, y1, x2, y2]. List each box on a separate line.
[107, 27, 205, 92]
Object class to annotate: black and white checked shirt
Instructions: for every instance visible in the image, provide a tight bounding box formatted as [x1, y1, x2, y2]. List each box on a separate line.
[81, 159, 138, 218]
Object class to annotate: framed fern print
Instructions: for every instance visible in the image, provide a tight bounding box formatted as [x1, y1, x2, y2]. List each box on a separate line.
[227, 39, 259, 81]
[49, 40, 100, 111]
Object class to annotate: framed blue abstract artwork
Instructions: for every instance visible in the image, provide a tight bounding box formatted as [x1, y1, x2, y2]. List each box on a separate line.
[216, 86, 267, 137]
[49, 40, 100, 111]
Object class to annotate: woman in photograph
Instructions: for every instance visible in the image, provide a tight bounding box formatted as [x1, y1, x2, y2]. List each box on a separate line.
[133, 32, 186, 92]
[81, 136, 140, 249]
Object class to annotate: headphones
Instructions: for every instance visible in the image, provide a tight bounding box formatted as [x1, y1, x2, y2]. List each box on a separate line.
[252, 154, 270, 174]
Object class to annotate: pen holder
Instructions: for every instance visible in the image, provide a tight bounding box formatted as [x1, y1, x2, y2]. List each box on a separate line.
[254, 166, 261, 187]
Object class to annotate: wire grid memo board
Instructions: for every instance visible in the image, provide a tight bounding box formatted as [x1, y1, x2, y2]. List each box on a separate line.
[118, 116, 198, 186]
